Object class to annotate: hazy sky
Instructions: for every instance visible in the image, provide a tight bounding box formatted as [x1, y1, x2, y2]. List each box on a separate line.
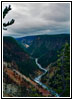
[3, 2, 70, 37]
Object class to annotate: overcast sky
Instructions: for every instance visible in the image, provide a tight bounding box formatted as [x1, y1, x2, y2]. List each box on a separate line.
[3, 2, 70, 37]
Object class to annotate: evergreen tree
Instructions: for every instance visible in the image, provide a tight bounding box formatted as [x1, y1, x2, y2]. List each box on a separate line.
[57, 42, 70, 96]
[3, 5, 15, 30]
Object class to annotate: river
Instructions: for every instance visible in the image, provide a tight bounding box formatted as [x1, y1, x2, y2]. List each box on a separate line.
[34, 58, 59, 97]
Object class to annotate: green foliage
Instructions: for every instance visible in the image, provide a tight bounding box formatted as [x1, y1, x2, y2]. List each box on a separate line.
[18, 85, 43, 97]
[28, 86, 43, 97]
[3, 36, 39, 77]
[3, 5, 15, 30]
[49, 42, 70, 96]
[57, 42, 70, 97]
[27, 34, 70, 68]
[41, 42, 70, 97]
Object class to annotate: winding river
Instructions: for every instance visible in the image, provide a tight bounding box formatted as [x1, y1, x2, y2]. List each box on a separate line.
[34, 58, 59, 97]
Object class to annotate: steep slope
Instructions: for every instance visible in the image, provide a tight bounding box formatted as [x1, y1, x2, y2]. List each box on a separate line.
[16, 36, 36, 45]
[17, 34, 70, 68]
[38, 34, 70, 67]
[41, 43, 70, 97]
[3, 61, 52, 97]
[3, 36, 40, 77]
[16, 36, 36, 49]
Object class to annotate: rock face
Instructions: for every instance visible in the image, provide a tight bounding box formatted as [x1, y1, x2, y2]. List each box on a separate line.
[17, 34, 70, 68]
[3, 36, 40, 77]
[16, 36, 36, 45]
[3, 83, 19, 97]
[3, 62, 30, 97]
[3, 36, 39, 97]
[3, 37, 53, 97]
[3, 34, 70, 97]
[3, 62, 52, 97]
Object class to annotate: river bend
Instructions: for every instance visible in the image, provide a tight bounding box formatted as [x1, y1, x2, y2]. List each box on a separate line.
[34, 58, 59, 97]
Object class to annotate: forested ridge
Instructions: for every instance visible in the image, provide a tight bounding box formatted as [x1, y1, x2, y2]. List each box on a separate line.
[3, 35, 70, 97]
[17, 34, 70, 68]
[41, 42, 70, 97]
[3, 36, 41, 77]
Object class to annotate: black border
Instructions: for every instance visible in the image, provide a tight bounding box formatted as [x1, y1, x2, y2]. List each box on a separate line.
[1, 1, 72, 99]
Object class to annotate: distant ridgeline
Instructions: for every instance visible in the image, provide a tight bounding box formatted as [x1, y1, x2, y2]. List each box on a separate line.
[16, 34, 70, 68]
[3, 36, 40, 77]
[3, 34, 70, 97]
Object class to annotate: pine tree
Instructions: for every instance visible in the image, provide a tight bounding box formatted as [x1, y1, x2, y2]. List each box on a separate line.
[57, 42, 70, 96]
[3, 5, 15, 30]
